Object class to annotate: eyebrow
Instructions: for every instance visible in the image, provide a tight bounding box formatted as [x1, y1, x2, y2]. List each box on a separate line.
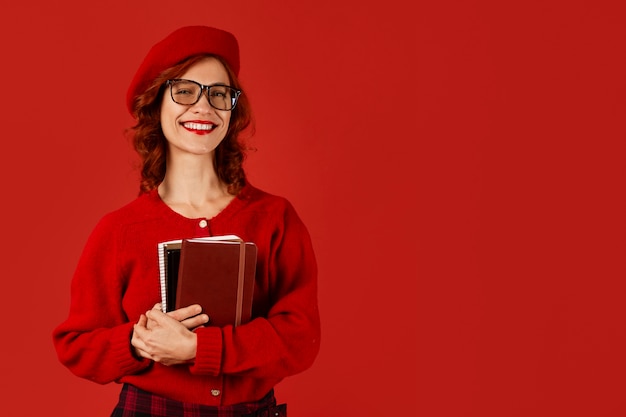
[174, 79, 232, 87]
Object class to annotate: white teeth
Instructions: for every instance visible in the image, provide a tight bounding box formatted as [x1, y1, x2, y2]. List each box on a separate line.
[183, 122, 214, 131]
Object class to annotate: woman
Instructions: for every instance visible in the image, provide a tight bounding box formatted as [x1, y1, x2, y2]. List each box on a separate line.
[52, 26, 320, 417]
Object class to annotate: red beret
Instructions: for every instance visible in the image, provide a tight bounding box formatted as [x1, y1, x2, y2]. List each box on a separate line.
[126, 25, 240, 115]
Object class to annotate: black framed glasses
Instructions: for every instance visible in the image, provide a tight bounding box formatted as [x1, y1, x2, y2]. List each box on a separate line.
[166, 79, 242, 111]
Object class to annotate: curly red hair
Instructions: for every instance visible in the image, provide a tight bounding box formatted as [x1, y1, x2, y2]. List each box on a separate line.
[128, 54, 254, 195]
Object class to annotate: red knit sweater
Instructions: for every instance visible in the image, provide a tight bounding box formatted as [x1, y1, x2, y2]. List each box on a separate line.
[52, 184, 320, 406]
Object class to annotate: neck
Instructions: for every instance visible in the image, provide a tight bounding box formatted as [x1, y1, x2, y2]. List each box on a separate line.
[159, 153, 231, 206]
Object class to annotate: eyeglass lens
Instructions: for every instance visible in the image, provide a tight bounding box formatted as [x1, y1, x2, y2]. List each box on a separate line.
[170, 80, 238, 110]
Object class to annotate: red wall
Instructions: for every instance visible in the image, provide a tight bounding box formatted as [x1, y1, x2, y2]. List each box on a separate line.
[1, 1, 625, 416]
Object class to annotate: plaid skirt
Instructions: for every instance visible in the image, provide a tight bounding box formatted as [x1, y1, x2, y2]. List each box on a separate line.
[110, 384, 287, 417]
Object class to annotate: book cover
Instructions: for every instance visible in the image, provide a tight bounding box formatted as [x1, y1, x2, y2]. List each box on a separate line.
[157, 235, 257, 327]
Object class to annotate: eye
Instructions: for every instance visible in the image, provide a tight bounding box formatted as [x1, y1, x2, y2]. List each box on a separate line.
[174, 88, 194, 96]
[209, 87, 231, 98]
[172, 81, 199, 96]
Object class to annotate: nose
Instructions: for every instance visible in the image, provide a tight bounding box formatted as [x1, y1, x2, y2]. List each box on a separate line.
[191, 88, 214, 113]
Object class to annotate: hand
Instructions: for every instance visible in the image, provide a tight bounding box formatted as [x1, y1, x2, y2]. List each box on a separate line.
[131, 304, 208, 366]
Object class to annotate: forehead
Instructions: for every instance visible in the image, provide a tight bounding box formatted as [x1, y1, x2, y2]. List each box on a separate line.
[180, 57, 230, 84]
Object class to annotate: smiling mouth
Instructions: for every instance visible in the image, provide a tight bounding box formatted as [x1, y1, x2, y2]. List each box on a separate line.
[182, 122, 216, 132]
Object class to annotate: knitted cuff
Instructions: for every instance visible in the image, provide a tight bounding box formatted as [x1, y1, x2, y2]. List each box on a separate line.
[188, 326, 223, 376]
[110, 322, 153, 375]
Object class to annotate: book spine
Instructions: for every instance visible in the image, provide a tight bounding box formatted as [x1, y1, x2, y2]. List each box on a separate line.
[235, 241, 246, 326]
[157, 243, 168, 313]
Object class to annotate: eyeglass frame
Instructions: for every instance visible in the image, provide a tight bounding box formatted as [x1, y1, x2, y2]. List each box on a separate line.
[165, 79, 242, 111]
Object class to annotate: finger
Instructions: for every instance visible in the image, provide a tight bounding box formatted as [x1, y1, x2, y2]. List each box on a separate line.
[167, 304, 203, 322]
[131, 324, 149, 353]
[130, 335, 147, 353]
[145, 307, 170, 324]
[136, 314, 148, 327]
[132, 321, 148, 341]
[143, 312, 158, 330]
[132, 343, 153, 360]
[181, 313, 209, 330]
[146, 317, 157, 330]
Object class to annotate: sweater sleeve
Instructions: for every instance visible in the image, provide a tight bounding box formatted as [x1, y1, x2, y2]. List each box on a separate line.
[52, 215, 151, 384]
[189, 200, 321, 379]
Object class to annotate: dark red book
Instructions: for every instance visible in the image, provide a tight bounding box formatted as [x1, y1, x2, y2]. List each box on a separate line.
[157, 235, 257, 327]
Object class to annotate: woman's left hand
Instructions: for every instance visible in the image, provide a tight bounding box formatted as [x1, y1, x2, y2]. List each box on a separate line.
[131, 304, 201, 366]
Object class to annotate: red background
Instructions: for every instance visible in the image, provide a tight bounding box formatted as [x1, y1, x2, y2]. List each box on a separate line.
[0, 1, 624, 416]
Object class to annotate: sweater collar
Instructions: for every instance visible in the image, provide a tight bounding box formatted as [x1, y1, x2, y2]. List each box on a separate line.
[146, 182, 255, 223]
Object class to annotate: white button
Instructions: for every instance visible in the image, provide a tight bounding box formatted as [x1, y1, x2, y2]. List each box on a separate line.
[210, 389, 221, 396]
[199, 220, 208, 228]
